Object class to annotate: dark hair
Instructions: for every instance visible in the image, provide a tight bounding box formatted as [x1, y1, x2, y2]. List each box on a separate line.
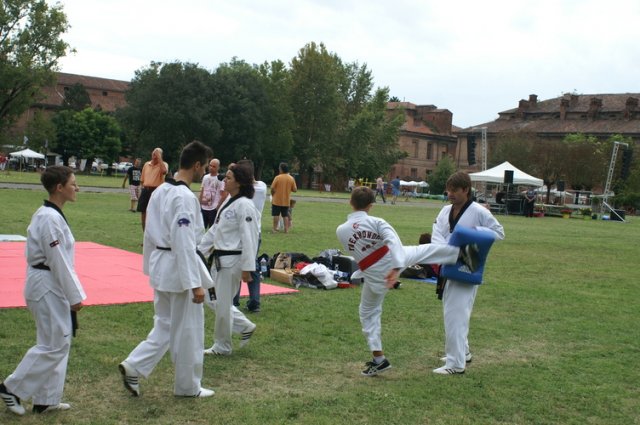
[446, 171, 472, 199]
[230, 163, 255, 199]
[419, 232, 432, 244]
[41, 165, 74, 194]
[350, 186, 375, 210]
[237, 159, 255, 179]
[179, 140, 212, 170]
[279, 162, 289, 173]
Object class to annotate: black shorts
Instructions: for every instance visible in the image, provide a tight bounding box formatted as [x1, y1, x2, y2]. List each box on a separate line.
[137, 187, 156, 213]
[271, 205, 290, 217]
[201, 208, 217, 228]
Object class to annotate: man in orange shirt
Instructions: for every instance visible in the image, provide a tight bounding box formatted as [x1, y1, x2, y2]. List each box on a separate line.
[137, 148, 168, 231]
[270, 162, 297, 233]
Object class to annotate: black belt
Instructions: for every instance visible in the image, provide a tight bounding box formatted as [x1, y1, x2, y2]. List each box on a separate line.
[213, 250, 241, 257]
[156, 246, 171, 251]
[32, 263, 51, 270]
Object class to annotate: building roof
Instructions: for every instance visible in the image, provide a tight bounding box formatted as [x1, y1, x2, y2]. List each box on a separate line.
[34, 72, 129, 112]
[464, 93, 640, 136]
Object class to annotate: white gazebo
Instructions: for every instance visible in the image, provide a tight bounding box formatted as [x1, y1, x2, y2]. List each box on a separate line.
[469, 161, 543, 187]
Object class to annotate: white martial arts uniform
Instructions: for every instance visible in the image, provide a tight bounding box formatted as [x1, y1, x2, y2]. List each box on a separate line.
[432, 201, 504, 369]
[198, 196, 259, 355]
[123, 180, 213, 396]
[4, 201, 86, 406]
[336, 210, 460, 353]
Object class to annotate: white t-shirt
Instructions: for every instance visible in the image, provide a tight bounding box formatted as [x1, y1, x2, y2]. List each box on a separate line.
[200, 173, 225, 211]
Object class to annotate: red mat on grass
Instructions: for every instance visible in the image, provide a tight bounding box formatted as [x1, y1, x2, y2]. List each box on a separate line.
[0, 242, 297, 308]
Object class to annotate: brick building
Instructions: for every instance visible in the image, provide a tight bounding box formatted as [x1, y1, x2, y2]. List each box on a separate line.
[386, 102, 458, 181]
[458, 93, 640, 171]
[8, 72, 129, 141]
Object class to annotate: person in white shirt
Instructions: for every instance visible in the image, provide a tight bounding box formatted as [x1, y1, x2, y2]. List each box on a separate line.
[432, 171, 504, 375]
[199, 158, 227, 228]
[1, 166, 86, 416]
[336, 186, 479, 377]
[118, 141, 215, 398]
[198, 163, 259, 355]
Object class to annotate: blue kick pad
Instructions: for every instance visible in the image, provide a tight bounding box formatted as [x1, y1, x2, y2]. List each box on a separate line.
[441, 226, 496, 285]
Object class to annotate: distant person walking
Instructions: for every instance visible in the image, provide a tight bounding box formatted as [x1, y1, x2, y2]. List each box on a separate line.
[390, 176, 401, 204]
[375, 176, 386, 203]
[137, 148, 168, 231]
[122, 158, 142, 212]
[270, 162, 297, 233]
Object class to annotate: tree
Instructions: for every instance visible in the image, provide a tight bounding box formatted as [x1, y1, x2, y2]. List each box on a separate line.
[61, 83, 91, 111]
[563, 133, 608, 191]
[24, 109, 56, 152]
[210, 58, 270, 167]
[53, 108, 122, 171]
[288, 42, 344, 187]
[491, 131, 567, 202]
[117, 61, 221, 167]
[428, 155, 456, 196]
[0, 0, 71, 134]
[257, 60, 294, 180]
[339, 87, 405, 181]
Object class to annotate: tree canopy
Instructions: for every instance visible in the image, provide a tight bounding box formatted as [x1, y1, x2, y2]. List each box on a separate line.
[0, 0, 71, 133]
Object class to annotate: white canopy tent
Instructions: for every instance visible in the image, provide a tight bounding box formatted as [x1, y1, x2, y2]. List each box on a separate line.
[399, 180, 429, 187]
[469, 161, 543, 187]
[9, 148, 45, 160]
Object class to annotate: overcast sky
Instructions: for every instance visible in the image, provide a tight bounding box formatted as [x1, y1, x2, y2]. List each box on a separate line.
[56, 0, 640, 129]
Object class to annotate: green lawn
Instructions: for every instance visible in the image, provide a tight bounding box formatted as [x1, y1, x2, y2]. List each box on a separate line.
[0, 185, 638, 424]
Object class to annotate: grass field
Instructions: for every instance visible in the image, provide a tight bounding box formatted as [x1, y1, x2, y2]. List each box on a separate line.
[0, 181, 638, 424]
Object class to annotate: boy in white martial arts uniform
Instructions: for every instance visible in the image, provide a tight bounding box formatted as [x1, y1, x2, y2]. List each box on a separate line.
[119, 141, 216, 398]
[1, 166, 86, 416]
[336, 187, 479, 376]
[432, 171, 504, 375]
[198, 163, 259, 356]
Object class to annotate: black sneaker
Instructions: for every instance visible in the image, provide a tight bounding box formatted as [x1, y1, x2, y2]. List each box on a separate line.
[460, 244, 480, 272]
[361, 359, 392, 376]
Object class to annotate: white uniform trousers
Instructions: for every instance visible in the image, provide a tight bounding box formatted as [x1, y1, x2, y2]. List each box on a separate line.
[5, 292, 71, 405]
[124, 289, 204, 396]
[442, 280, 478, 369]
[402, 244, 459, 271]
[358, 244, 460, 353]
[205, 303, 254, 353]
[210, 266, 253, 354]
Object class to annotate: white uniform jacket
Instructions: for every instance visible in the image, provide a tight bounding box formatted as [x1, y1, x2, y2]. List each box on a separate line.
[198, 196, 259, 272]
[336, 211, 405, 282]
[143, 180, 213, 292]
[24, 201, 86, 305]
[432, 202, 505, 249]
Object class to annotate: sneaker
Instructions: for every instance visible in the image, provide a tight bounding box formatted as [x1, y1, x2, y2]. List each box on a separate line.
[194, 388, 215, 398]
[0, 383, 25, 416]
[361, 358, 392, 376]
[440, 353, 473, 363]
[204, 347, 228, 356]
[432, 365, 465, 375]
[118, 361, 140, 397]
[240, 323, 256, 348]
[33, 403, 71, 413]
[460, 244, 480, 272]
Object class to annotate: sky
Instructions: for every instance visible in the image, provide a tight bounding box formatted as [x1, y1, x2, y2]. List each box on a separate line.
[56, 0, 640, 129]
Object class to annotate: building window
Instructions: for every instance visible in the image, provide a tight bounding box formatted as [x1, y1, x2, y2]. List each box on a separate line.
[427, 143, 433, 160]
[102, 91, 108, 96]
[410, 168, 417, 178]
[412, 139, 419, 158]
